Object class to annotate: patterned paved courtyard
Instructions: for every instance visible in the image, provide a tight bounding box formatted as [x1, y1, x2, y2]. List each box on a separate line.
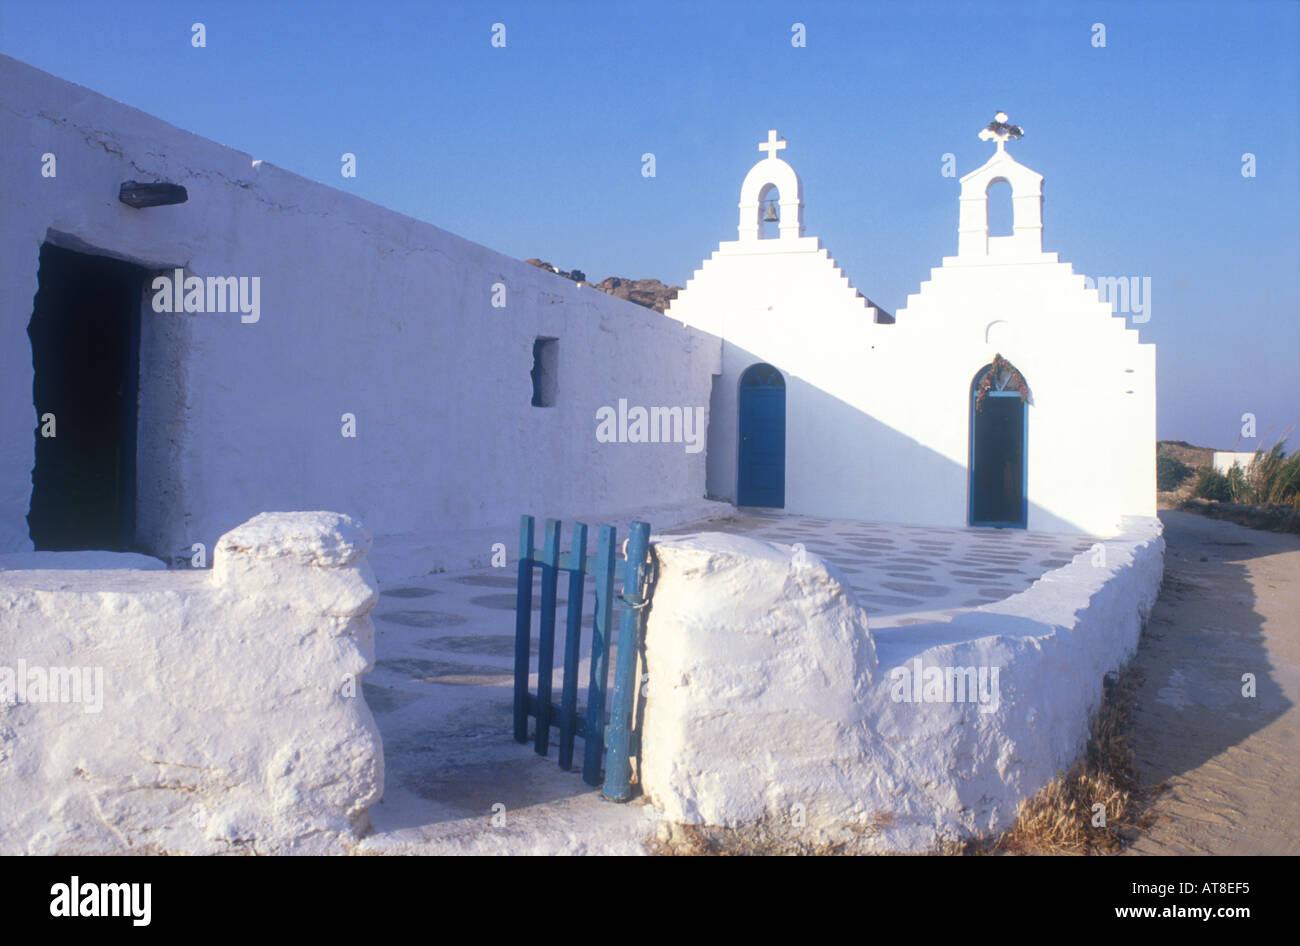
[666, 511, 1094, 628]
[360, 513, 1094, 849]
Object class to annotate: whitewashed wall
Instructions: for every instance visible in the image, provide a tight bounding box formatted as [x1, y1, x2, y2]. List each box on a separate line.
[0, 512, 382, 855]
[667, 145, 1155, 536]
[0, 55, 720, 566]
[641, 518, 1165, 851]
[1212, 451, 1255, 474]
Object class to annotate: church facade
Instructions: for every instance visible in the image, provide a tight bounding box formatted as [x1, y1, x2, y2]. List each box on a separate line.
[668, 121, 1155, 536]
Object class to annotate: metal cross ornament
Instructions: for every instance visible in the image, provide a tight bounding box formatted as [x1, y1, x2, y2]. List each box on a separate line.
[978, 111, 1023, 152]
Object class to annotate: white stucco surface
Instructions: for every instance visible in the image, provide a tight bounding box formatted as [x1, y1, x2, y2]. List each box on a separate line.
[0, 54, 720, 568]
[640, 518, 1164, 851]
[0, 511, 383, 854]
[638, 533, 878, 829]
[0, 551, 165, 570]
[1212, 451, 1256, 474]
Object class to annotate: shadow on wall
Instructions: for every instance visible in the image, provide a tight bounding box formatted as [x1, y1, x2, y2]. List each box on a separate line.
[705, 339, 1093, 535]
[15, 242, 1096, 562]
[15, 283, 1092, 567]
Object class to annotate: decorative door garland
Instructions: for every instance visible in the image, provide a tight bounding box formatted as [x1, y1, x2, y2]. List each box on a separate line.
[974, 354, 1030, 412]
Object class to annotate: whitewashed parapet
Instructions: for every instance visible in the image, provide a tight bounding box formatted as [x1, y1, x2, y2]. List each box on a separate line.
[0, 511, 383, 855]
[640, 518, 1164, 853]
[639, 533, 878, 830]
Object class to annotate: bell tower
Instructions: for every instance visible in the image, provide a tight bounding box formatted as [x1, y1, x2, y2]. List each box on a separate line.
[957, 112, 1044, 261]
[737, 130, 805, 242]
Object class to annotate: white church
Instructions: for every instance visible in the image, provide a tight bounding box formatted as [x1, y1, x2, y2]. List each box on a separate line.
[0, 54, 1163, 856]
[676, 120, 1155, 536]
[0, 55, 1153, 570]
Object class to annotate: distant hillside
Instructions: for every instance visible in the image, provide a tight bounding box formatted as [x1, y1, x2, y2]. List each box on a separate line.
[524, 259, 681, 314]
[1157, 440, 1218, 470]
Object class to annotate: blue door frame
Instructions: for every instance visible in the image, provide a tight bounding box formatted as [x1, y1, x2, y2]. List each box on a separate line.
[737, 363, 785, 508]
[968, 389, 1028, 528]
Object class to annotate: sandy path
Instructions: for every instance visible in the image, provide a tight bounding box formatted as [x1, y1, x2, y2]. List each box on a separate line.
[1127, 510, 1300, 855]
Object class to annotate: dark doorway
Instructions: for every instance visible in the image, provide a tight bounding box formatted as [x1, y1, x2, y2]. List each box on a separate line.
[28, 243, 145, 551]
[737, 363, 785, 508]
[969, 385, 1027, 528]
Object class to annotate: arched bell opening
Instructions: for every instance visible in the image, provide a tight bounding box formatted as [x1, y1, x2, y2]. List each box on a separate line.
[758, 184, 781, 240]
[985, 177, 1014, 238]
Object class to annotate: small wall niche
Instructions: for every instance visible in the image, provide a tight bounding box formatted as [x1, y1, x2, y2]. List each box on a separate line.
[531, 337, 558, 407]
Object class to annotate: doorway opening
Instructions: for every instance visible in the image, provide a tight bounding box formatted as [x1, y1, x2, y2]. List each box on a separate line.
[28, 242, 146, 551]
[737, 362, 785, 508]
[969, 360, 1028, 528]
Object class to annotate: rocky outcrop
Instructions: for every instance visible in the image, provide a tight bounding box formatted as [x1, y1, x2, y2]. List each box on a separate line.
[592, 276, 681, 314]
[524, 259, 587, 284]
[525, 259, 681, 314]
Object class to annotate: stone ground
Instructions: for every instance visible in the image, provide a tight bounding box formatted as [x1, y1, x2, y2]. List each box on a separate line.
[1125, 510, 1300, 855]
[661, 510, 1092, 628]
[357, 511, 1091, 854]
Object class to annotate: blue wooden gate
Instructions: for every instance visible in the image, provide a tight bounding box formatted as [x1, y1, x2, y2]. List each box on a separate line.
[512, 515, 653, 802]
[738, 362, 786, 507]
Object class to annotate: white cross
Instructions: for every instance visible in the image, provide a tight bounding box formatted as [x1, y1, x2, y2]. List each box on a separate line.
[978, 111, 1023, 153]
[758, 129, 787, 158]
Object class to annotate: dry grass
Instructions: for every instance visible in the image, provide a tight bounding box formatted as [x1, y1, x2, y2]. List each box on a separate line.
[959, 661, 1157, 855]
[646, 817, 866, 856]
[1156, 440, 1216, 469]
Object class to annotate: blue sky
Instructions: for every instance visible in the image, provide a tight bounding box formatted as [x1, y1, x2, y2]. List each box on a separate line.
[2, 0, 1296, 449]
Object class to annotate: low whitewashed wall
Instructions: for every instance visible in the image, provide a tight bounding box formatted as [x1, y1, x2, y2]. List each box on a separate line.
[641, 517, 1164, 852]
[1212, 451, 1255, 475]
[0, 511, 383, 855]
[638, 534, 877, 829]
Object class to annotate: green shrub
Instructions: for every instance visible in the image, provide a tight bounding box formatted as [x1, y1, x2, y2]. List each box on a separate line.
[1247, 441, 1300, 509]
[1156, 454, 1193, 491]
[1194, 467, 1232, 502]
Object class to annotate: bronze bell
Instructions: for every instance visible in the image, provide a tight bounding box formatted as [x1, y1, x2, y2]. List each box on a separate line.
[763, 200, 779, 223]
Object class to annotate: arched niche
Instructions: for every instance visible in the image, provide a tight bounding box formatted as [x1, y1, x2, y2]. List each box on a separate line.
[984, 319, 1015, 348]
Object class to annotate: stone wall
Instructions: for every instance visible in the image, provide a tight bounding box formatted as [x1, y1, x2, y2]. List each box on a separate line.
[640, 518, 1164, 852]
[0, 511, 383, 854]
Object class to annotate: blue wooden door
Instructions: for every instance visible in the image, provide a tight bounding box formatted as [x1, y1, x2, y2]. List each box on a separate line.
[969, 359, 1028, 529]
[738, 363, 785, 508]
